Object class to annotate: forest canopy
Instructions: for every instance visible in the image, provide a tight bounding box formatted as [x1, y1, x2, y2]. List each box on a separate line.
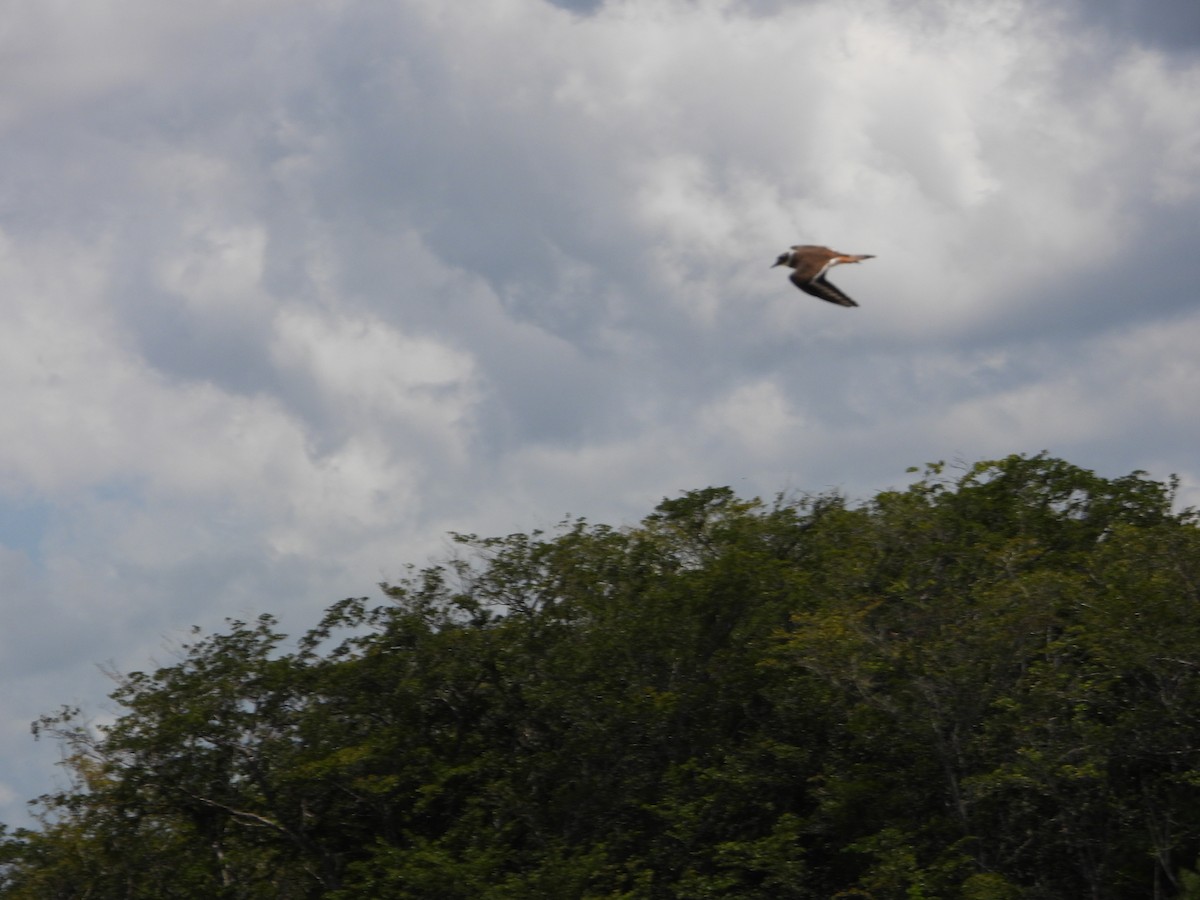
[4, 453, 1200, 899]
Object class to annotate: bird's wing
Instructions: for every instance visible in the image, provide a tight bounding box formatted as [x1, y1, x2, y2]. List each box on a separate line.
[792, 272, 859, 307]
[788, 248, 836, 282]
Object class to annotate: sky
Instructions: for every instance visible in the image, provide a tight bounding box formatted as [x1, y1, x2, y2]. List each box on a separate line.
[2, 0, 1199, 828]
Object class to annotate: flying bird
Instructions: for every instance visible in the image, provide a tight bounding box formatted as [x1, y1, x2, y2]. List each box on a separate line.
[772, 245, 875, 308]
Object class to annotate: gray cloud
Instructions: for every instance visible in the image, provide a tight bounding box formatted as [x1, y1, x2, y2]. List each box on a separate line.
[1072, 0, 1200, 51]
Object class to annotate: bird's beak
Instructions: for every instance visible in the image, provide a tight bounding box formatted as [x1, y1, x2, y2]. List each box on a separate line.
[770, 260, 781, 268]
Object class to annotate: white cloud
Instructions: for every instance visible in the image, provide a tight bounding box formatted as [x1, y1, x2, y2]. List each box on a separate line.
[700, 380, 802, 461]
[0, 0, 303, 130]
[271, 307, 478, 443]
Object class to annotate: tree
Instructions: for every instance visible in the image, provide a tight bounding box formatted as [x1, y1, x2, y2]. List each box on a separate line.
[3, 454, 1199, 899]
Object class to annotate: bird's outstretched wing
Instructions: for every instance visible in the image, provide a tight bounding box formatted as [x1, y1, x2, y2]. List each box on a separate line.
[792, 272, 859, 307]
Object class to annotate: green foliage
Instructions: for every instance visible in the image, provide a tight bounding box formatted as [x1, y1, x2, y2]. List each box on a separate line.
[3, 454, 1199, 898]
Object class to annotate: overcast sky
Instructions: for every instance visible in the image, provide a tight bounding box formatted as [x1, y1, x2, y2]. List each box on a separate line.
[2, 0, 1199, 827]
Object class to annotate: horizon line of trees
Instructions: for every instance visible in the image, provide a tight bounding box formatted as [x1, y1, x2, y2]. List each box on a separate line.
[3, 453, 1200, 898]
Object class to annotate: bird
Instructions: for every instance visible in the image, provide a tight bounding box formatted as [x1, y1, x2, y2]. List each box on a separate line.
[772, 244, 874, 307]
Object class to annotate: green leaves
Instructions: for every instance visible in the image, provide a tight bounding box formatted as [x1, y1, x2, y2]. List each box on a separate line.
[3, 456, 1199, 898]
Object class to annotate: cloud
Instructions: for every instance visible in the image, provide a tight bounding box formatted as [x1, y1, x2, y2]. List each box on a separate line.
[2, 0, 1200, 827]
[0, 0, 298, 130]
[1070, 0, 1200, 52]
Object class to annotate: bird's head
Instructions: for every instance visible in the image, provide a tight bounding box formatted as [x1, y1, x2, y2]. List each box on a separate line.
[771, 251, 791, 268]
